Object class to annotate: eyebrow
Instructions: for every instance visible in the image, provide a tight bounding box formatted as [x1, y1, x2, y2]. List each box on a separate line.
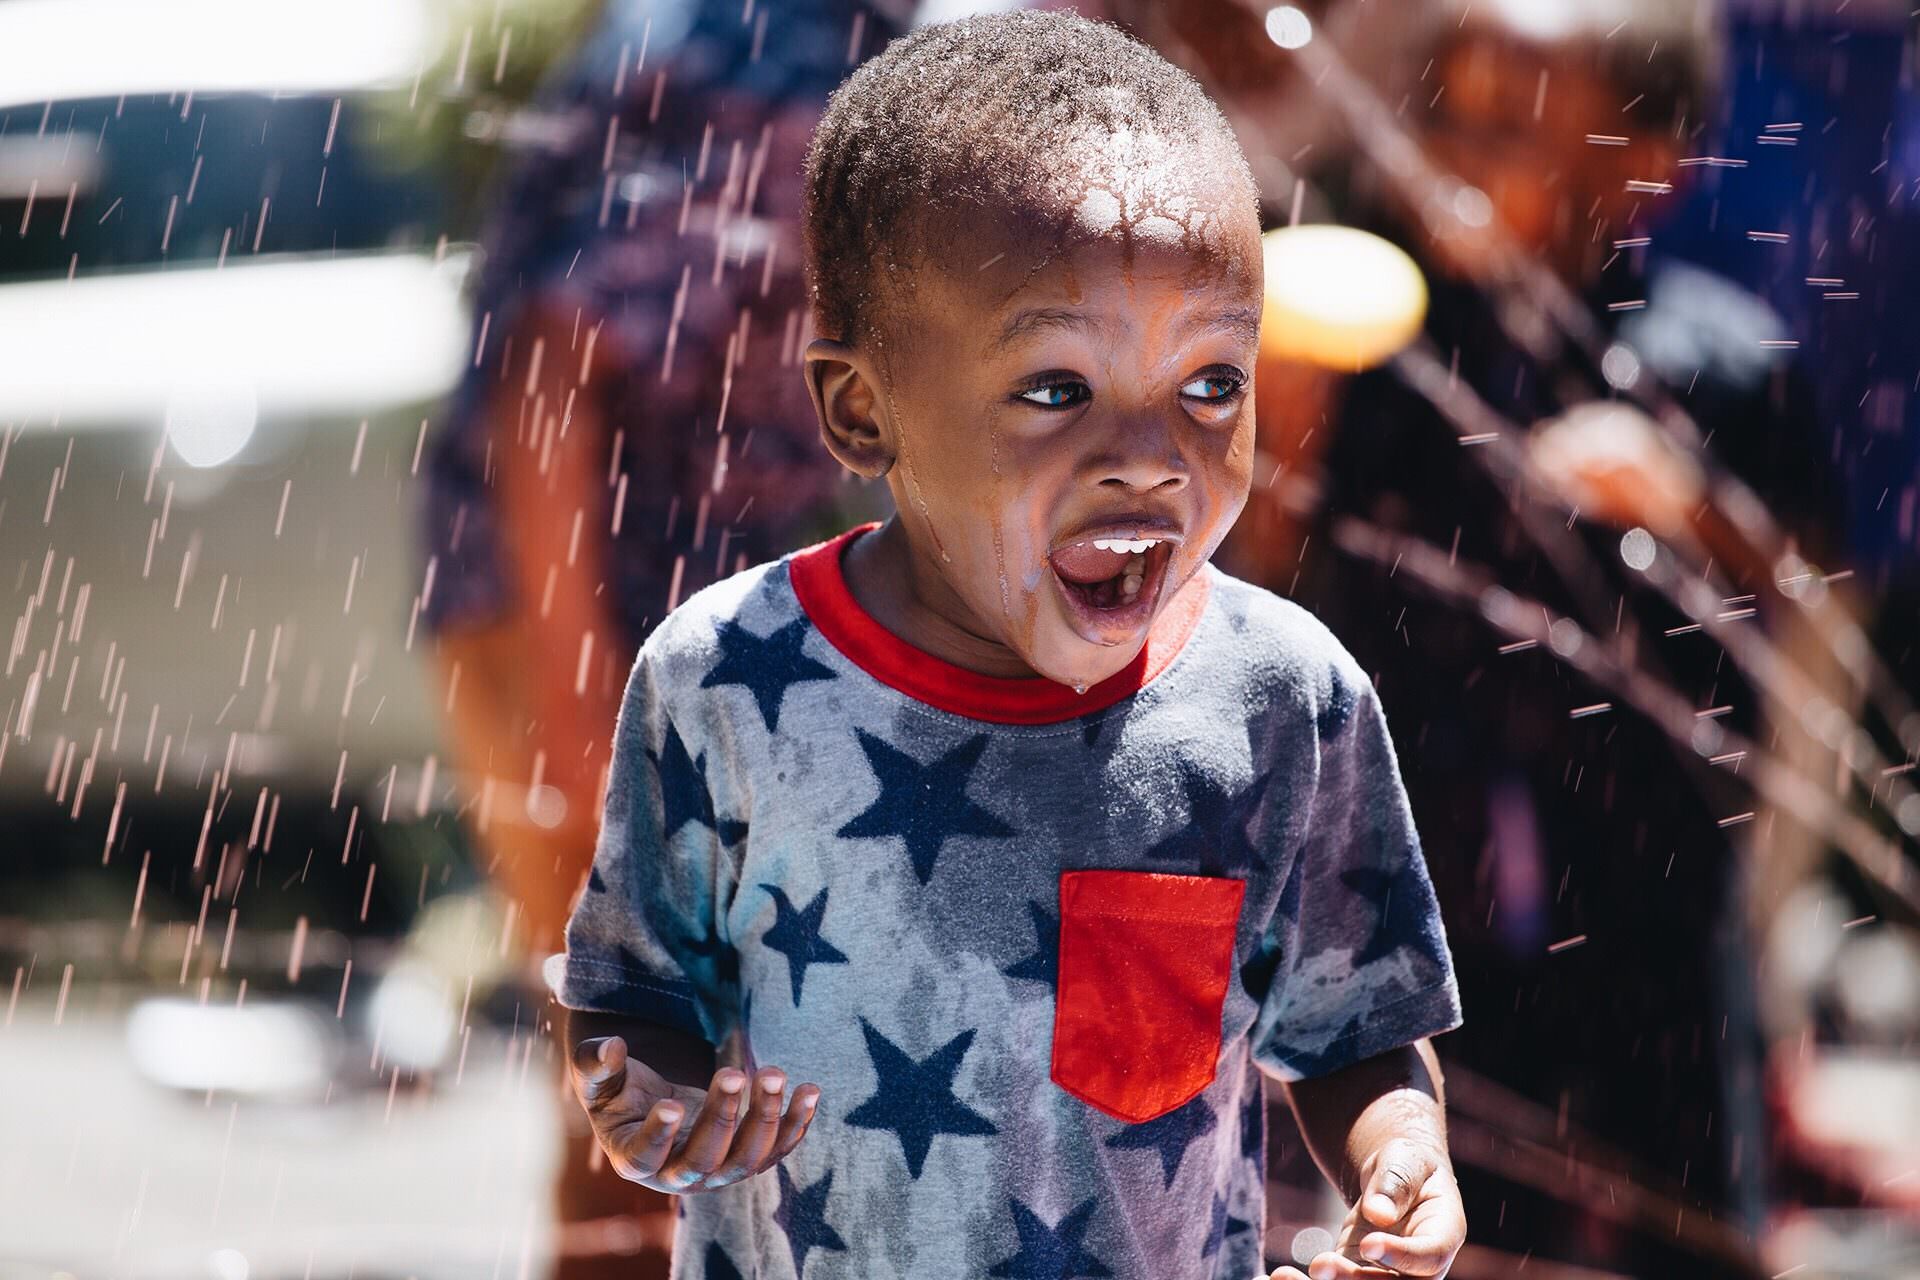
[987, 305, 1262, 357]
[989, 307, 1109, 355]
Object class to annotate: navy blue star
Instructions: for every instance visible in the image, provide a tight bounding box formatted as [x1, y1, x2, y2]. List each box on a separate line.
[648, 718, 749, 845]
[587, 864, 607, 893]
[699, 616, 837, 733]
[987, 1196, 1113, 1278]
[1003, 901, 1058, 990]
[1143, 761, 1277, 876]
[702, 1242, 744, 1280]
[760, 884, 849, 1006]
[1102, 1096, 1218, 1188]
[682, 917, 741, 990]
[844, 1018, 998, 1178]
[1340, 861, 1449, 975]
[773, 1162, 848, 1274]
[835, 730, 1015, 884]
[1201, 1191, 1255, 1259]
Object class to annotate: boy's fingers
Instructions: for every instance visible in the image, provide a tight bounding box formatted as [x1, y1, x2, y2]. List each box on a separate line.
[1264, 1270, 1310, 1280]
[1305, 1252, 1399, 1280]
[606, 1098, 686, 1182]
[706, 1068, 788, 1185]
[1357, 1228, 1456, 1275]
[657, 1068, 749, 1189]
[767, 1083, 822, 1162]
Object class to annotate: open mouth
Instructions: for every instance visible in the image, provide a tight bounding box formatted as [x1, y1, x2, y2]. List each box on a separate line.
[1046, 535, 1178, 638]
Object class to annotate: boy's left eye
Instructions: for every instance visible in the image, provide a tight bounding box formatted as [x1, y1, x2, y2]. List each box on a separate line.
[1017, 380, 1090, 409]
[1180, 370, 1246, 402]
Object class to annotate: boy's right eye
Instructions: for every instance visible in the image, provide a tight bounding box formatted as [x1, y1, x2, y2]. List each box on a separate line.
[1016, 378, 1091, 409]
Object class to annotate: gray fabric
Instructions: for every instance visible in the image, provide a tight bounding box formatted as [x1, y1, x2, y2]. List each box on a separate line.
[545, 528, 1463, 1278]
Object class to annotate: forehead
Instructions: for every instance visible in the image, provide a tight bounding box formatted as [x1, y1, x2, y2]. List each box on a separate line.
[894, 130, 1263, 353]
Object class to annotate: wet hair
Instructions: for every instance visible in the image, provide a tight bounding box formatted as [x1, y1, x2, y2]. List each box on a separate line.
[800, 8, 1259, 348]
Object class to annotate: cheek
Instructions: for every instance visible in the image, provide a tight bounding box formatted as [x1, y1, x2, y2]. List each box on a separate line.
[1205, 416, 1258, 500]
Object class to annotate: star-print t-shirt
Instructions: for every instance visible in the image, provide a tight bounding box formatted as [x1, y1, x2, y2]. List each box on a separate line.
[543, 520, 1464, 1279]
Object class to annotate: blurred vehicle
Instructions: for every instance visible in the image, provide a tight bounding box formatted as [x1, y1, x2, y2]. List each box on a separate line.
[0, 5, 568, 1274]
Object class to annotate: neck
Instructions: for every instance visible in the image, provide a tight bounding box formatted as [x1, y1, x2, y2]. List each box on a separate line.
[842, 515, 1043, 680]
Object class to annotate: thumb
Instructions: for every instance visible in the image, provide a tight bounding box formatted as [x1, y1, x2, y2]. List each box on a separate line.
[571, 1035, 628, 1106]
[1361, 1141, 1428, 1227]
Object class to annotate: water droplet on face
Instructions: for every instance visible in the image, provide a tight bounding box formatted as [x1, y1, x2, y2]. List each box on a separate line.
[1072, 681, 1088, 696]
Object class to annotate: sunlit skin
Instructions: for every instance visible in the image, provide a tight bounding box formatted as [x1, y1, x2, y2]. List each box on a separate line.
[803, 135, 1265, 691]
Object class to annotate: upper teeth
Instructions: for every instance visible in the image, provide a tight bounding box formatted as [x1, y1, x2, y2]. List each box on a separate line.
[1092, 538, 1159, 553]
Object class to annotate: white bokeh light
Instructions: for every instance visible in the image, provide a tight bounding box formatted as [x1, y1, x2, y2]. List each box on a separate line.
[1291, 1226, 1336, 1263]
[164, 379, 258, 468]
[1620, 527, 1657, 571]
[1265, 5, 1313, 49]
[1452, 183, 1494, 228]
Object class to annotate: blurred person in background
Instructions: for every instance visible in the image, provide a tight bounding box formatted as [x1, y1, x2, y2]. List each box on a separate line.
[415, 1, 911, 1273]
[1127, 0, 1856, 1272]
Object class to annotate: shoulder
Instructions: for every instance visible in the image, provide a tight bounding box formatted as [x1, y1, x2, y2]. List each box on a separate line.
[633, 554, 804, 696]
[1198, 564, 1374, 737]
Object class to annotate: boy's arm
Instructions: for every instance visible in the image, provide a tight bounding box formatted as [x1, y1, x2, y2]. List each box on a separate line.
[1271, 1037, 1465, 1278]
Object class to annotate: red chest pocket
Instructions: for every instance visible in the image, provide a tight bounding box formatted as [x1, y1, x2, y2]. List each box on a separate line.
[1050, 869, 1247, 1124]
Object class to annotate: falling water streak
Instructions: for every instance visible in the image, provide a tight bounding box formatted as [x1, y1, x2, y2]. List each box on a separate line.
[880, 357, 951, 563]
[990, 422, 1013, 637]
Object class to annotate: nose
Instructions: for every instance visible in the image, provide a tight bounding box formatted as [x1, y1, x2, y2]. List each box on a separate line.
[1094, 414, 1189, 494]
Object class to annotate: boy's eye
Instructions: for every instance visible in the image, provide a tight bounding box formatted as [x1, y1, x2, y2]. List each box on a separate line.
[1016, 379, 1091, 409]
[1181, 370, 1247, 402]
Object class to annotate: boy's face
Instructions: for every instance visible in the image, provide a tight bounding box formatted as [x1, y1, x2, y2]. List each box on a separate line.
[814, 149, 1264, 690]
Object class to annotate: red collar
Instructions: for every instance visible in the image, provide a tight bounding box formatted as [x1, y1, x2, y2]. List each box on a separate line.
[786, 521, 1210, 725]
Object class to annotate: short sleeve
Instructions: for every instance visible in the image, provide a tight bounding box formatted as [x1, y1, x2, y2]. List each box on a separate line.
[541, 646, 740, 1043]
[1250, 662, 1464, 1081]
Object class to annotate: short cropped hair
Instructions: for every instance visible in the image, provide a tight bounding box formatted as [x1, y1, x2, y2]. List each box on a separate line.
[800, 8, 1259, 348]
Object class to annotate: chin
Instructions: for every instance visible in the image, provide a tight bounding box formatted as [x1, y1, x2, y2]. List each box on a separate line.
[1022, 619, 1150, 690]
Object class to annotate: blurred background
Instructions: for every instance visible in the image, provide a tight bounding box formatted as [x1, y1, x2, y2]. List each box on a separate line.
[0, 0, 1916, 1277]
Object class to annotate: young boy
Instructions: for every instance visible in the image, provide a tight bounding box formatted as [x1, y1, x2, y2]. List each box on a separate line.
[543, 11, 1466, 1278]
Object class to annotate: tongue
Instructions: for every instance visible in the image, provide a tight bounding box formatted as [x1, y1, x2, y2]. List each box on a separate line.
[1050, 542, 1126, 586]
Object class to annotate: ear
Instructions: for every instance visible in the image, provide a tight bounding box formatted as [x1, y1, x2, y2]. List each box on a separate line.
[804, 337, 895, 479]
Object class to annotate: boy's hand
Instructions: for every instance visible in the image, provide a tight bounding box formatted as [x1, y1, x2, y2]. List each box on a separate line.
[1264, 1137, 1465, 1279]
[568, 1034, 822, 1193]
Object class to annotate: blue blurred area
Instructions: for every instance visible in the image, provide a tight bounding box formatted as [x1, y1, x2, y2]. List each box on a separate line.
[1657, 12, 1920, 588]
